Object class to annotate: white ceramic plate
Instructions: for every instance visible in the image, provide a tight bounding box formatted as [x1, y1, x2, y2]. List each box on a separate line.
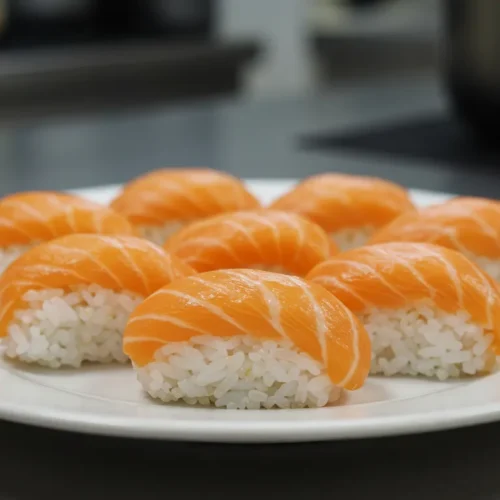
[2, 179, 500, 444]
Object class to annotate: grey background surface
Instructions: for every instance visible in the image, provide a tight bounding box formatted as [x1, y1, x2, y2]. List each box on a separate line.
[0, 74, 497, 198]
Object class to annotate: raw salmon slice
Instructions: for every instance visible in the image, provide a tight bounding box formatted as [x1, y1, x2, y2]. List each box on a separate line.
[110, 168, 261, 245]
[164, 209, 337, 276]
[369, 197, 500, 281]
[269, 173, 416, 251]
[0, 190, 135, 245]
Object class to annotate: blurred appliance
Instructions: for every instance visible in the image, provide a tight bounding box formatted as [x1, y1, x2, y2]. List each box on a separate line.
[95, 1, 213, 40]
[5, 0, 95, 46]
[136, 0, 214, 38]
[443, 0, 500, 142]
[0, 0, 214, 49]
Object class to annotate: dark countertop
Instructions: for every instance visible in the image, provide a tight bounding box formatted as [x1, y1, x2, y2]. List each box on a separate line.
[0, 72, 499, 499]
[2, 418, 499, 500]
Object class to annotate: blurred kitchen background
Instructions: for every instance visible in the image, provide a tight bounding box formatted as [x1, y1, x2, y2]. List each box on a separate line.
[6, 0, 499, 198]
[0, 0, 440, 118]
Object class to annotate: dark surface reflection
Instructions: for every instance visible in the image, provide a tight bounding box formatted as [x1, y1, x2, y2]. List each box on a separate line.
[0, 418, 497, 500]
[301, 116, 500, 172]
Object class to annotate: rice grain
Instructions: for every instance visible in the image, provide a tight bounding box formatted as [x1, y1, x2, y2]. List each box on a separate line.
[137, 335, 341, 409]
[4, 285, 142, 368]
[362, 301, 499, 379]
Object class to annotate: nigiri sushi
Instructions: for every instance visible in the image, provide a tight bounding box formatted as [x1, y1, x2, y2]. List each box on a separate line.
[307, 242, 500, 380]
[0, 191, 135, 274]
[369, 197, 500, 281]
[110, 168, 261, 245]
[269, 173, 416, 251]
[123, 269, 371, 409]
[0, 234, 195, 368]
[164, 209, 336, 276]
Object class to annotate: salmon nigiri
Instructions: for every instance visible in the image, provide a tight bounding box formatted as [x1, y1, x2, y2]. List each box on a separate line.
[164, 209, 336, 277]
[0, 234, 195, 368]
[269, 173, 416, 251]
[369, 197, 500, 282]
[0, 190, 135, 274]
[307, 242, 500, 380]
[110, 168, 261, 245]
[123, 269, 371, 409]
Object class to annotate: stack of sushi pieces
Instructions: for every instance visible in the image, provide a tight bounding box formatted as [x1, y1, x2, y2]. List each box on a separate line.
[1, 167, 500, 411]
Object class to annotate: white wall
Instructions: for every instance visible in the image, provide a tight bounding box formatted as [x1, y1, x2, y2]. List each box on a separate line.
[217, 0, 439, 97]
[216, 0, 315, 97]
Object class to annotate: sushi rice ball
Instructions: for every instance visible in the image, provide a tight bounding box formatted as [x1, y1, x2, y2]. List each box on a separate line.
[123, 269, 371, 409]
[307, 242, 500, 381]
[269, 173, 416, 251]
[0, 234, 195, 368]
[370, 196, 500, 283]
[164, 209, 336, 277]
[110, 168, 261, 245]
[0, 191, 135, 275]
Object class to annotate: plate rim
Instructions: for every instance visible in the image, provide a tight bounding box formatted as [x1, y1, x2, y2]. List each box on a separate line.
[1, 385, 500, 443]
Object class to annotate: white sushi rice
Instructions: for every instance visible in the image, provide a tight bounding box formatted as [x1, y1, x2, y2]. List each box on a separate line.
[362, 301, 499, 380]
[136, 335, 341, 409]
[138, 222, 184, 246]
[4, 284, 143, 368]
[331, 226, 374, 251]
[0, 244, 33, 274]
